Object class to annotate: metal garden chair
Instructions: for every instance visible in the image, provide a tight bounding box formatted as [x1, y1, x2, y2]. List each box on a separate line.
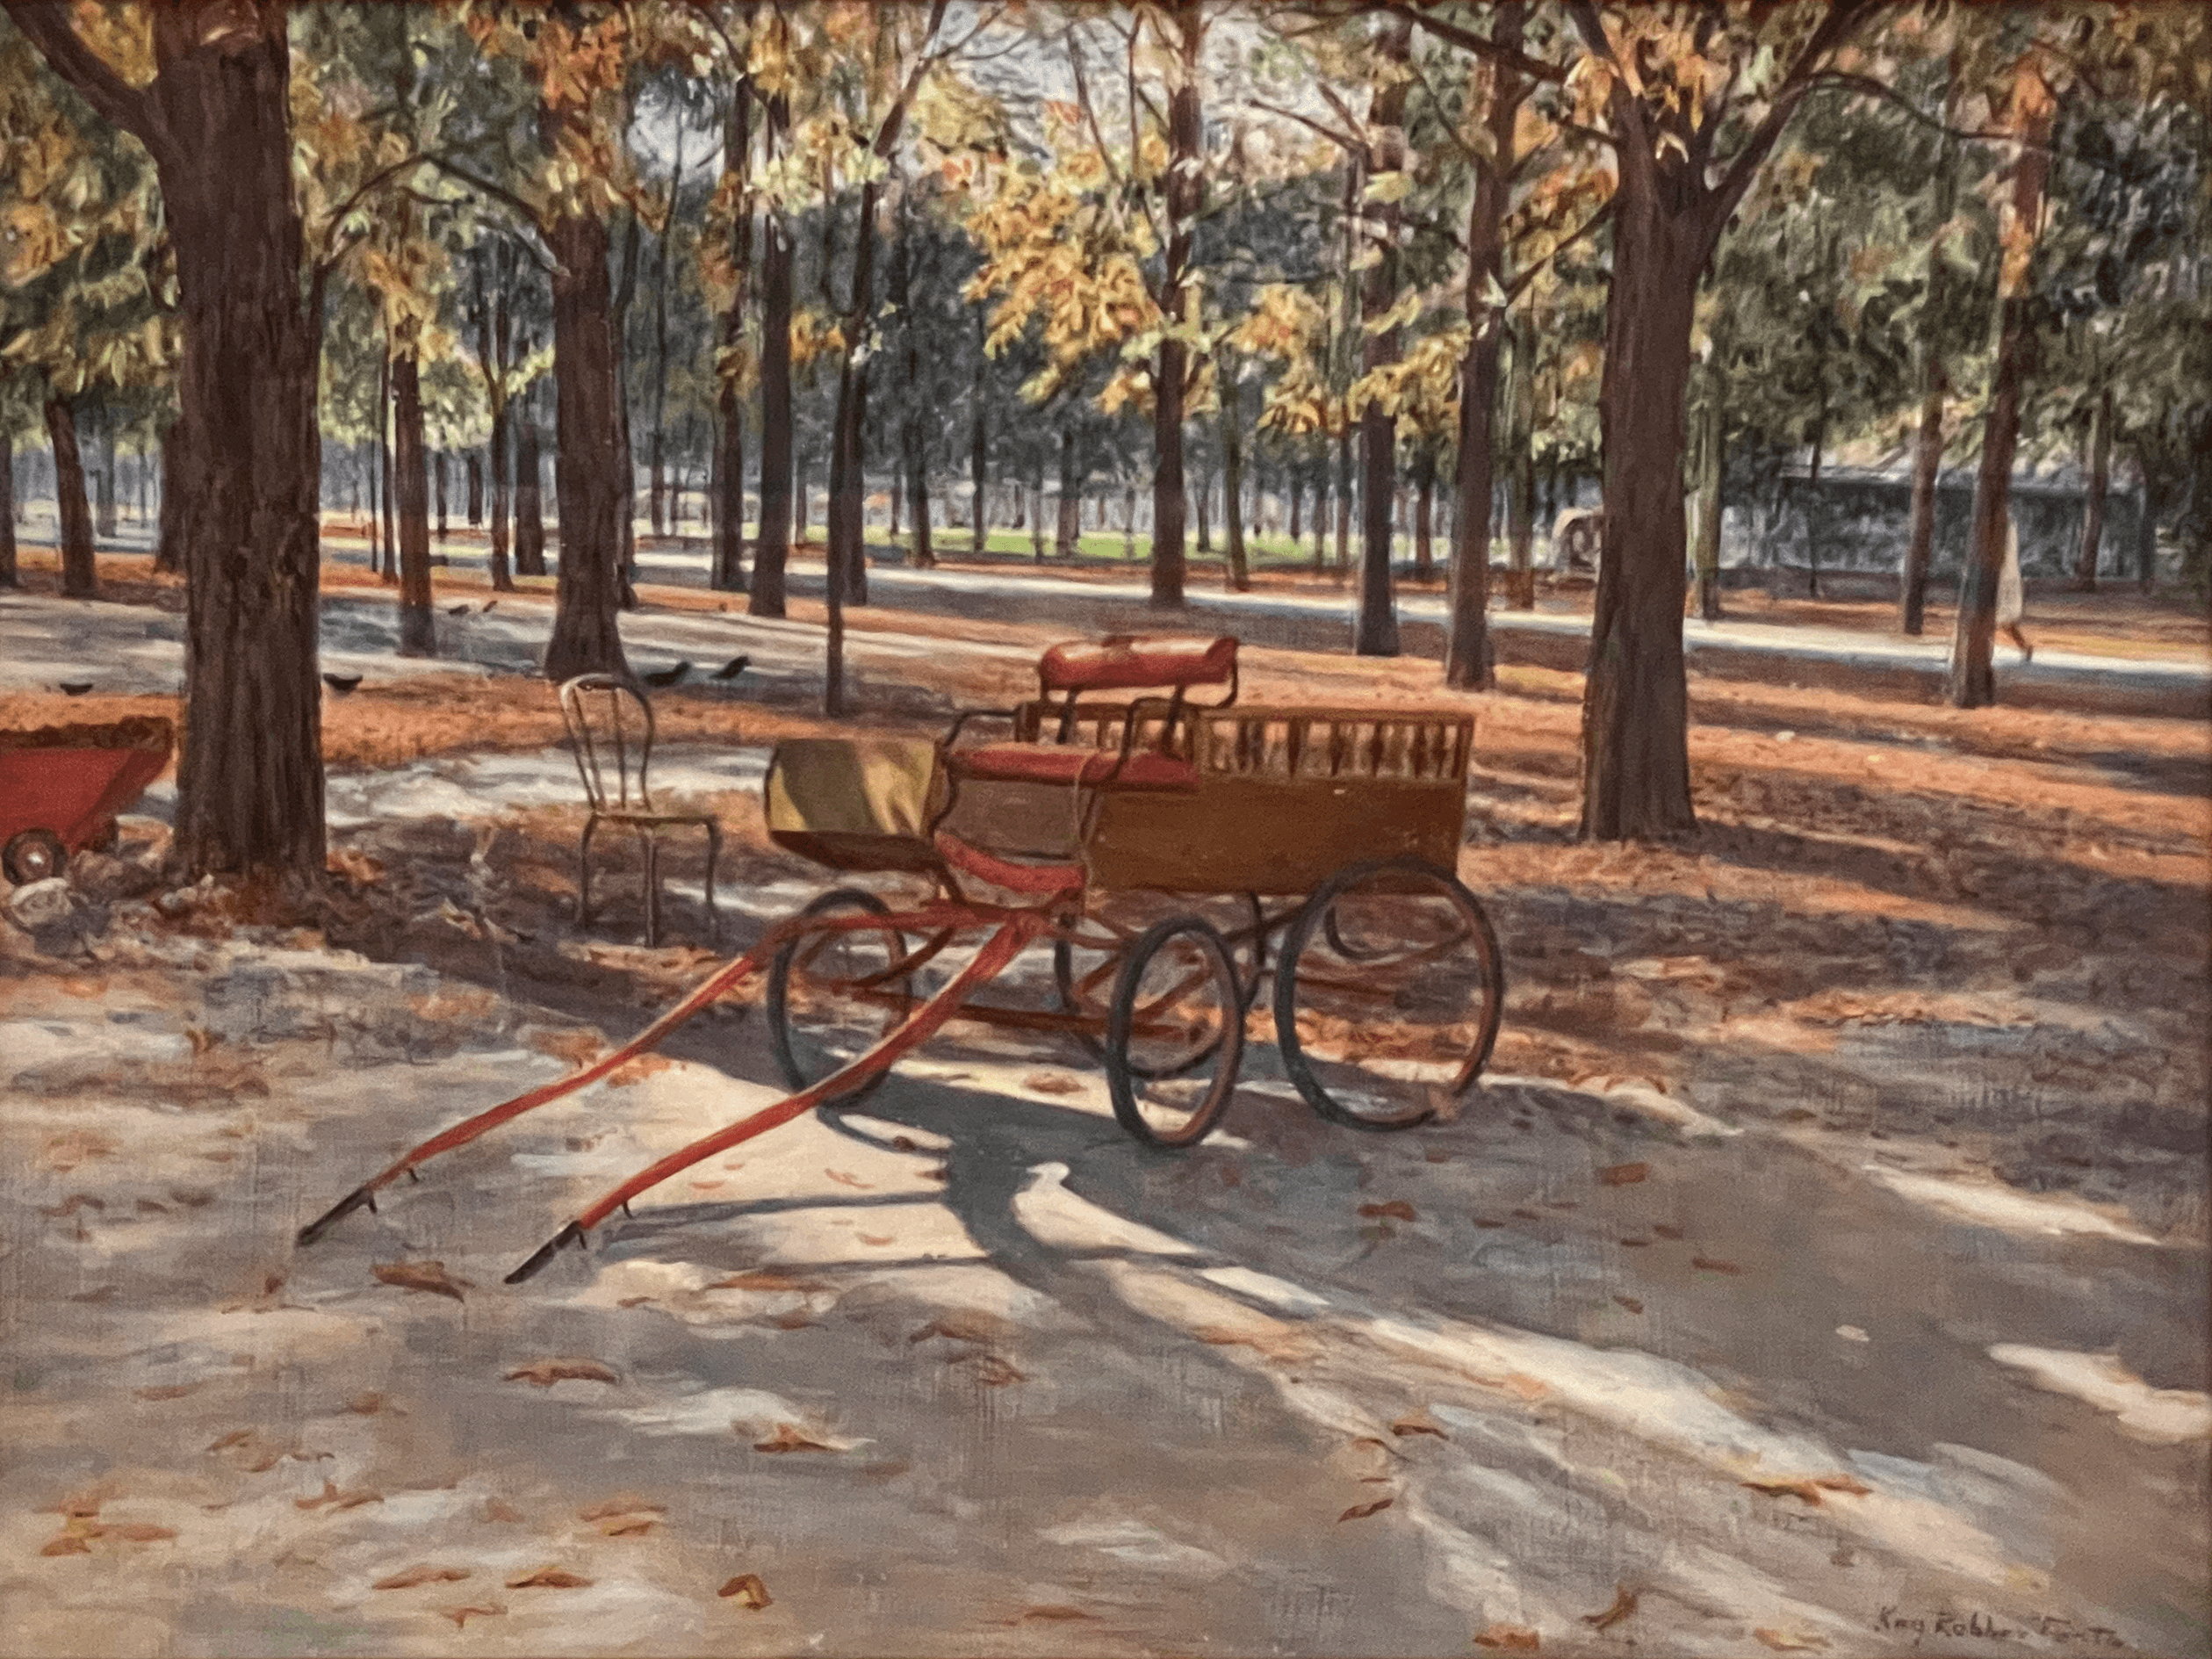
[558, 674, 722, 948]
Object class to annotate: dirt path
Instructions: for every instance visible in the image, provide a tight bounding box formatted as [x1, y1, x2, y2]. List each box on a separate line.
[2, 570, 2206, 1656]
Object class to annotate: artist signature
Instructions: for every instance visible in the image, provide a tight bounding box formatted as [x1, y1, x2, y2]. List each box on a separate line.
[1876, 1606, 2127, 1648]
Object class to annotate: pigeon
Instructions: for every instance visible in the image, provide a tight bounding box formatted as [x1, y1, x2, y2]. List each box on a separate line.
[447, 602, 472, 617]
[641, 660, 692, 689]
[59, 681, 93, 696]
[322, 673, 363, 695]
[712, 654, 751, 681]
[482, 601, 499, 613]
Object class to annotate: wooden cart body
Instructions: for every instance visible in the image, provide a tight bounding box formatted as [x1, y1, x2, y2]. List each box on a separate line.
[0, 718, 174, 862]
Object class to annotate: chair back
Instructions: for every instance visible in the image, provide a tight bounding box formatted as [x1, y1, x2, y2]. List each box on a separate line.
[559, 674, 658, 814]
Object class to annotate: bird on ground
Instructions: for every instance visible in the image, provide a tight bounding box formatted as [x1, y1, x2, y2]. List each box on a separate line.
[482, 601, 499, 613]
[322, 673, 363, 695]
[447, 602, 471, 616]
[712, 654, 751, 681]
[641, 660, 692, 689]
[59, 682, 93, 696]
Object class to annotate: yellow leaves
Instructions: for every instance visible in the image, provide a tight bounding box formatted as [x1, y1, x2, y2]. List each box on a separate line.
[1098, 364, 1154, 417]
[788, 308, 847, 370]
[1226, 284, 1324, 363]
[67, 0, 155, 89]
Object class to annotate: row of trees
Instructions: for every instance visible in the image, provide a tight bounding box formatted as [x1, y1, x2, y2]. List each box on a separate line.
[2, 1, 2205, 880]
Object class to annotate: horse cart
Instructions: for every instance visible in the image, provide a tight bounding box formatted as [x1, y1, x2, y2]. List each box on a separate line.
[0, 717, 174, 885]
[298, 637, 1504, 1283]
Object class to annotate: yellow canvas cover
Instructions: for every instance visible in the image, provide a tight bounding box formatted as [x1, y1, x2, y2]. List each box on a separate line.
[763, 737, 946, 873]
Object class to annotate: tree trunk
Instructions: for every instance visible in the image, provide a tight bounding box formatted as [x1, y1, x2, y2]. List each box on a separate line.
[0, 427, 15, 588]
[1313, 458, 1328, 568]
[393, 352, 435, 657]
[1148, 0, 1201, 608]
[1287, 467, 1302, 545]
[93, 408, 118, 538]
[515, 376, 546, 577]
[751, 97, 795, 618]
[1194, 465, 1212, 552]
[486, 353, 512, 591]
[612, 209, 641, 609]
[154, 416, 187, 574]
[364, 434, 379, 570]
[1221, 377, 1250, 591]
[46, 393, 97, 597]
[2073, 382, 2110, 590]
[1578, 188, 1703, 840]
[969, 374, 988, 559]
[1691, 356, 1725, 623]
[1334, 425, 1352, 575]
[378, 348, 396, 582]
[542, 206, 630, 682]
[466, 451, 482, 524]
[434, 447, 447, 539]
[648, 124, 684, 541]
[1803, 366, 1827, 600]
[8, 1, 333, 876]
[2135, 465, 2160, 591]
[714, 79, 753, 594]
[1898, 53, 1959, 636]
[1353, 14, 1413, 658]
[1056, 426, 1079, 557]
[1412, 444, 1435, 582]
[1949, 98, 2051, 710]
[1124, 484, 1138, 559]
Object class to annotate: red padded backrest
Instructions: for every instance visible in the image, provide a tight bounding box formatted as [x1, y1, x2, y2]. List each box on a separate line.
[1037, 635, 1237, 695]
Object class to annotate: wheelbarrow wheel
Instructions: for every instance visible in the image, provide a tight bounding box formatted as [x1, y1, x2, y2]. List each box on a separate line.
[767, 889, 916, 1104]
[1105, 916, 1243, 1149]
[1273, 857, 1504, 1132]
[4, 828, 67, 886]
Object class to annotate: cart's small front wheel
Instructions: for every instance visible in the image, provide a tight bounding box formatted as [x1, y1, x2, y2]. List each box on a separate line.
[1105, 917, 1243, 1149]
[767, 890, 915, 1103]
[4, 828, 67, 886]
[1274, 858, 1504, 1131]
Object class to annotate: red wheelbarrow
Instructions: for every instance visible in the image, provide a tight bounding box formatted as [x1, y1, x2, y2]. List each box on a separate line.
[0, 717, 175, 884]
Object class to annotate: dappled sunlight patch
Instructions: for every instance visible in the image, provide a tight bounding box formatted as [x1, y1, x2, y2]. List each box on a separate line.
[1013, 1161, 1201, 1258]
[1861, 1166, 2163, 1244]
[1986, 1346, 2212, 1443]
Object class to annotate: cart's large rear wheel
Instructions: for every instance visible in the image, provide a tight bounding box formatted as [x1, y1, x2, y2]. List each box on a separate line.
[1056, 892, 1265, 1064]
[767, 890, 916, 1102]
[1273, 858, 1503, 1131]
[1106, 917, 1243, 1148]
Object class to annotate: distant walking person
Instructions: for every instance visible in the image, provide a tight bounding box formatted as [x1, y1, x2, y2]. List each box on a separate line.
[1997, 512, 2032, 662]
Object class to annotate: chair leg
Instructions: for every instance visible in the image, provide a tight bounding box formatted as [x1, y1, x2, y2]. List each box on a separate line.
[702, 820, 722, 944]
[576, 816, 600, 927]
[641, 831, 660, 949]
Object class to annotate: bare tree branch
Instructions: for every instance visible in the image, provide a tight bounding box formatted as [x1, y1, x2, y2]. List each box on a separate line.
[3, 0, 162, 156]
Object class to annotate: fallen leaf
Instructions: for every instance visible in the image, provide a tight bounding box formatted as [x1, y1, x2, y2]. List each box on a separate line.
[921, 1165, 948, 1181]
[530, 1028, 604, 1066]
[372, 1260, 470, 1303]
[206, 1430, 254, 1452]
[483, 1498, 524, 1524]
[1017, 1605, 1097, 1621]
[1358, 1200, 1417, 1222]
[858, 1233, 894, 1246]
[1613, 1295, 1644, 1314]
[169, 1189, 216, 1208]
[40, 1533, 91, 1556]
[68, 1285, 120, 1303]
[1389, 1411, 1447, 1439]
[710, 1271, 824, 1293]
[753, 1423, 835, 1454]
[617, 1295, 659, 1308]
[1473, 1217, 1507, 1229]
[1501, 1373, 1549, 1402]
[597, 1514, 656, 1537]
[1424, 1148, 1452, 1163]
[719, 1573, 772, 1610]
[1692, 1257, 1741, 1274]
[1742, 1478, 1826, 1505]
[1652, 1223, 1684, 1239]
[578, 1494, 666, 1522]
[971, 1355, 1027, 1387]
[1023, 1071, 1083, 1095]
[49, 1493, 102, 1518]
[1473, 1623, 1540, 1649]
[135, 1382, 201, 1401]
[346, 1392, 384, 1415]
[1338, 1497, 1394, 1522]
[504, 1358, 619, 1387]
[1812, 1474, 1872, 1496]
[1753, 1630, 1829, 1653]
[297, 1481, 383, 1512]
[1510, 1208, 1542, 1220]
[93, 1525, 176, 1546]
[1582, 1586, 1638, 1631]
[505, 1566, 593, 1590]
[375, 1564, 472, 1590]
[440, 1604, 505, 1629]
[135, 1198, 169, 1214]
[766, 1311, 815, 1331]
[41, 1194, 105, 1217]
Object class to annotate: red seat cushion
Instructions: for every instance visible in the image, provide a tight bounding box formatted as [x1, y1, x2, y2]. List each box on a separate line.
[1038, 636, 1236, 695]
[953, 745, 1200, 791]
[933, 832, 1084, 897]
